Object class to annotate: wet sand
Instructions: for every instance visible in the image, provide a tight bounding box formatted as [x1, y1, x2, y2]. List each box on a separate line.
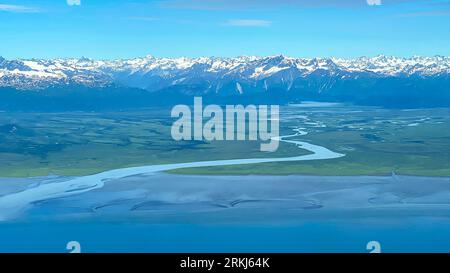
[12, 173, 450, 222]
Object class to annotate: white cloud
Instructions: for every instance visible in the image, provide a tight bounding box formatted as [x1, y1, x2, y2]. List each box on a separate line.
[67, 0, 81, 6]
[224, 19, 271, 27]
[367, 0, 382, 6]
[0, 4, 39, 13]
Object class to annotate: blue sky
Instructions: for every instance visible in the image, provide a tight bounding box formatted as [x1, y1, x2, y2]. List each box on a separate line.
[0, 0, 450, 59]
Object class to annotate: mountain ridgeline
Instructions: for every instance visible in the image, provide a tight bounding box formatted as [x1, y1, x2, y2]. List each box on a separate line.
[1, 55, 449, 110]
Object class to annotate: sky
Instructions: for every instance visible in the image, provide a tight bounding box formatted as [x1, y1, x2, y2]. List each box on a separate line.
[0, 0, 450, 59]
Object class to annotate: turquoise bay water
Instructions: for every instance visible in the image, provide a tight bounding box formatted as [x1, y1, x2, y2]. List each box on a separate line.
[1, 217, 450, 253]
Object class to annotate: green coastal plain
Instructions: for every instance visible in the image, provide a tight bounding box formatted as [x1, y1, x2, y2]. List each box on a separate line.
[0, 105, 449, 177]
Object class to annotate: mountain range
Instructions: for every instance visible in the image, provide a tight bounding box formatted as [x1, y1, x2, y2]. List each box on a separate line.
[1, 55, 449, 110]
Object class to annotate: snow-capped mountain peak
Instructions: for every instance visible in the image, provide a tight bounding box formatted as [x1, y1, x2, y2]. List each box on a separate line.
[0, 55, 449, 90]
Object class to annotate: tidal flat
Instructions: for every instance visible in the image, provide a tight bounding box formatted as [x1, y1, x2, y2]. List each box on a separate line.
[1, 173, 450, 252]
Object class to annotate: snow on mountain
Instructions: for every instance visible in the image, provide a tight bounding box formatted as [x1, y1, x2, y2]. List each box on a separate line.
[0, 55, 449, 91]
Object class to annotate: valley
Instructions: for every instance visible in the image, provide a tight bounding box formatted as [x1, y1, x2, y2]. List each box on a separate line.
[0, 104, 449, 178]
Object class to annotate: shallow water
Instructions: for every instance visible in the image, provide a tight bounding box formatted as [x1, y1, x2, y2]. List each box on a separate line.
[3, 217, 450, 253]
